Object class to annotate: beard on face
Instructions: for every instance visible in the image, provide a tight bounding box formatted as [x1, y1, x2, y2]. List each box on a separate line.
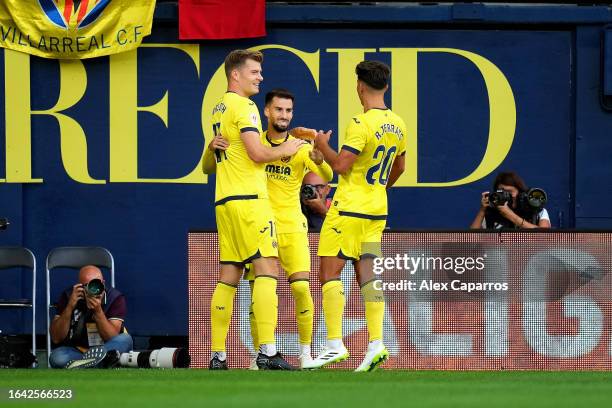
[272, 122, 288, 132]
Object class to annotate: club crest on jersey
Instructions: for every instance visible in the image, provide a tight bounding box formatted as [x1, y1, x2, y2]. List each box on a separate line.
[39, 0, 112, 29]
[280, 156, 291, 163]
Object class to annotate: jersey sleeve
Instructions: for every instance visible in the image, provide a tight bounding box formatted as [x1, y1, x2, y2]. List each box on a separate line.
[341, 117, 367, 155]
[303, 144, 333, 182]
[235, 100, 262, 134]
[399, 121, 408, 156]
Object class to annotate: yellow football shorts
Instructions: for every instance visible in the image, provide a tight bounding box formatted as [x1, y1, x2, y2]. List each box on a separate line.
[215, 198, 278, 265]
[244, 232, 310, 280]
[318, 209, 385, 261]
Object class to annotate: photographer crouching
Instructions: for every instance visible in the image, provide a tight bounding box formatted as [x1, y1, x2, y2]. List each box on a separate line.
[470, 171, 552, 229]
[49, 265, 132, 368]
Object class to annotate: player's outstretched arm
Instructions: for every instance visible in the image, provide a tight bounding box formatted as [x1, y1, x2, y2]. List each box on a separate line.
[242, 131, 305, 163]
[386, 153, 405, 189]
[314, 130, 358, 175]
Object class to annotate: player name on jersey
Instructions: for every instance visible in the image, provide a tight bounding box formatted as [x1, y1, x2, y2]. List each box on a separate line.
[375, 123, 404, 140]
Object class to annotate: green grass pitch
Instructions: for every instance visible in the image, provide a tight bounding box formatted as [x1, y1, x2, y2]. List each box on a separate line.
[1, 370, 612, 407]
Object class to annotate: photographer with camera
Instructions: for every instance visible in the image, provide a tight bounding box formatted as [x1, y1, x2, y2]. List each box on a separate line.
[470, 171, 552, 229]
[49, 265, 132, 368]
[301, 172, 332, 232]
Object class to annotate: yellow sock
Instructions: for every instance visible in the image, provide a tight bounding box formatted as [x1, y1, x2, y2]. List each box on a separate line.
[252, 276, 278, 345]
[248, 281, 259, 350]
[290, 280, 313, 346]
[210, 282, 237, 352]
[361, 280, 385, 342]
[322, 280, 344, 340]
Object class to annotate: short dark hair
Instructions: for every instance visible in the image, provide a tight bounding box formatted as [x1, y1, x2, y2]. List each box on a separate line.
[493, 171, 528, 193]
[355, 60, 390, 90]
[224, 49, 263, 79]
[265, 88, 295, 106]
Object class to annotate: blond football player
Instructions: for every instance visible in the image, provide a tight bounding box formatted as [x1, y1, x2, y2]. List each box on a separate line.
[310, 61, 407, 372]
[202, 50, 305, 370]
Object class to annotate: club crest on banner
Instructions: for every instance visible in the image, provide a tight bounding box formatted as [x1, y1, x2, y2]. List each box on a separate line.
[39, 0, 112, 30]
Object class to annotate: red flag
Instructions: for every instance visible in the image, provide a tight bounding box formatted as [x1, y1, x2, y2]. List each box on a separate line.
[179, 0, 266, 40]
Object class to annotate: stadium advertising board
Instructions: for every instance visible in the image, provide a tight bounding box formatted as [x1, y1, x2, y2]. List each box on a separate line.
[189, 232, 612, 370]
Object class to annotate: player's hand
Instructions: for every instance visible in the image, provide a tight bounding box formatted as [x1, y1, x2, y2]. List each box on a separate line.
[68, 284, 85, 310]
[279, 138, 307, 157]
[314, 130, 332, 149]
[309, 148, 324, 165]
[480, 192, 490, 209]
[86, 294, 103, 316]
[208, 135, 229, 152]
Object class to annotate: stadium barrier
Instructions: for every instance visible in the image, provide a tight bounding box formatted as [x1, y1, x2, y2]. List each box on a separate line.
[189, 231, 612, 369]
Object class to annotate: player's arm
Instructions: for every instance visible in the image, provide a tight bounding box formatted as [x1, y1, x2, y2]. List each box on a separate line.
[242, 131, 305, 163]
[386, 124, 408, 189]
[305, 147, 333, 182]
[314, 130, 358, 175]
[386, 153, 405, 189]
[202, 146, 217, 175]
[202, 135, 229, 174]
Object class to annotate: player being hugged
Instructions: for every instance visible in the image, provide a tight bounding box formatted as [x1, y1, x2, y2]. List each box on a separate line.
[310, 60, 407, 372]
[202, 50, 305, 370]
[244, 89, 333, 369]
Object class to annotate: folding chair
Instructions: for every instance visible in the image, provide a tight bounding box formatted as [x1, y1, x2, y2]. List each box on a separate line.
[45, 247, 115, 364]
[0, 247, 37, 365]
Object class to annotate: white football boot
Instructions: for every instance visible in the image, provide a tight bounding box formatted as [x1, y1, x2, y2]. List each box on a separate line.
[306, 345, 349, 369]
[354, 342, 389, 372]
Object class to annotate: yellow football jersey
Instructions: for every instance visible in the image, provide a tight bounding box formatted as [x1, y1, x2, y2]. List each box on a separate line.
[333, 108, 407, 217]
[262, 131, 333, 233]
[211, 92, 265, 204]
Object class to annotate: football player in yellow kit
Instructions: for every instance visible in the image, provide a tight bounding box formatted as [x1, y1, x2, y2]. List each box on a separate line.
[310, 61, 407, 372]
[202, 50, 305, 370]
[244, 89, 333, 369]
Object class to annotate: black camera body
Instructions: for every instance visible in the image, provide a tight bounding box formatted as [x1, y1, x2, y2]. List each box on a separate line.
[488, 189, 513, 207]
[300, 184, 318, 201]
[488, 187, 547, 213]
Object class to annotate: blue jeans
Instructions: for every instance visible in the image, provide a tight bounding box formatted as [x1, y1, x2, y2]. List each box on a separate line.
[49, 333, 133, 368]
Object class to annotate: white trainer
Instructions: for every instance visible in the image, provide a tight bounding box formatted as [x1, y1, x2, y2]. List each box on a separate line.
[299, 353, 317, 370]
[306, 346, 349, 369]
[248, 356, 259, 371]
[354, 342, 389, 372]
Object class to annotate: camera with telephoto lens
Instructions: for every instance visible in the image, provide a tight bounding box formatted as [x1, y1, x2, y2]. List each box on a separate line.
[300, 184, 318, 201]
[83, 278, 105, 297]
[119, 348, 190, 369]
[488, 189, 513, 207]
